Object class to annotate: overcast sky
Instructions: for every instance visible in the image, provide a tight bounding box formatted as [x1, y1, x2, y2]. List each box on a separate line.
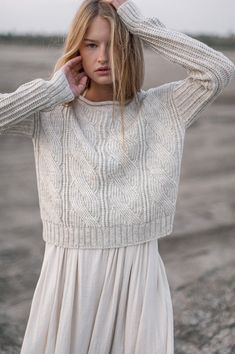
[1, 0, 235, 36]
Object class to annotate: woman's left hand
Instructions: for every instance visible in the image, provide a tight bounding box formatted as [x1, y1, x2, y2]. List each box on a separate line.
[104, 0, 127, 10]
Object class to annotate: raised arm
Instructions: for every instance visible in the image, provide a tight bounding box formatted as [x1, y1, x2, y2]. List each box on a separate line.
[0, 56, 88, 137]
[110, 0, 235, 129]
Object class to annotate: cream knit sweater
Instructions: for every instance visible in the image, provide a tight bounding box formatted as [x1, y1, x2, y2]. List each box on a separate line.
[0, 0, 234, 249]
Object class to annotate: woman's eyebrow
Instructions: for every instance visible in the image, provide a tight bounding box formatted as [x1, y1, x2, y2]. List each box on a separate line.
[83, 38, 99, 42]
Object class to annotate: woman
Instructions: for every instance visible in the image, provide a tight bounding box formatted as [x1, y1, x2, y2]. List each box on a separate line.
[0, 0, 234, 353]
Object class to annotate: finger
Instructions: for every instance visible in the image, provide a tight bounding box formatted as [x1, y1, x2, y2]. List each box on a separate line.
[66, 56, 82, 68]
[69, 66, 84, 80]
[73, 70, 86, 80]
[79, 76, 88, 85]
[77, 76, 88, 93]
[77, 71, 86, 78]
[71, 60, 85, 73]
[78, 67, 85, 74]
[69, 55, 82, 63]
[74, 72, 86, 83]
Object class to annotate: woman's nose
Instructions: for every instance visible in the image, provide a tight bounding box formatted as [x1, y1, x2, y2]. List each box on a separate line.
[98, 47, 109, 64]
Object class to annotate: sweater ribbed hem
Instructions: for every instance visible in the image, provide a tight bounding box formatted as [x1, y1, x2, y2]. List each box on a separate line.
[42, 216, 174, 249]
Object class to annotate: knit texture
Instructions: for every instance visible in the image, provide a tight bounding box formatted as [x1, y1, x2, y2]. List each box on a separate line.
[0, 0, 235, 248]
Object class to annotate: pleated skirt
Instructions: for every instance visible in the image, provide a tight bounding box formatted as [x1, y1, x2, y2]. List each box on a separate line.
[20, 239, 174, 354]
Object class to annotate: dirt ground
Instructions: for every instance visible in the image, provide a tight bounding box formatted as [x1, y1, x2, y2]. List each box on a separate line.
[0, 44, 235, 354]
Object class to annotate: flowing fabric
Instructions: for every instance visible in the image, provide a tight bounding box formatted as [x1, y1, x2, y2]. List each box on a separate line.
[20, 239, 174, 354]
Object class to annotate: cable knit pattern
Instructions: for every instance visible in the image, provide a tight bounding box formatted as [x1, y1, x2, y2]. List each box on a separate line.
[0, 0, 234, 249]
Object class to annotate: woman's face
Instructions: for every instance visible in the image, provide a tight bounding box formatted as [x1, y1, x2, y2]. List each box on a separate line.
[79, 16, 113, 87]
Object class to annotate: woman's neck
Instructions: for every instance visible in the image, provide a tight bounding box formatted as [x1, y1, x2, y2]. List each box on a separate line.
[84, 82, 114, 102]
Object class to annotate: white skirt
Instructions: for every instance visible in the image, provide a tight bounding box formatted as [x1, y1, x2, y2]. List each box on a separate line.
[20, 239, 174, 354]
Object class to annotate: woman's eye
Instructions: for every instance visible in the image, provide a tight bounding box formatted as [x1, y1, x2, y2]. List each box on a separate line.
[87, 43, 97, 48]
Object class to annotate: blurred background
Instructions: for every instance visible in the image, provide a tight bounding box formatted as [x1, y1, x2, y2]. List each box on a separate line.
[0, 1, 235, 353]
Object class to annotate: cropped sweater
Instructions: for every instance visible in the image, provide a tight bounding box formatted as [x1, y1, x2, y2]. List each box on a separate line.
[0, 0, 235, 249]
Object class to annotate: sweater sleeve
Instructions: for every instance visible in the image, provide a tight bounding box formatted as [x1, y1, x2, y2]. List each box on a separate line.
[0, 69, 75, 138]
[117, 0, 235, 129]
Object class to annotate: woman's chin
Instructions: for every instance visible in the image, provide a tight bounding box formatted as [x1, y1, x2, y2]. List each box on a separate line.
[92, 77, 113, 86]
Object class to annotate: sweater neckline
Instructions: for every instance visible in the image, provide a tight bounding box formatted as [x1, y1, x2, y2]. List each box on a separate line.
[77, 94, 133, 107]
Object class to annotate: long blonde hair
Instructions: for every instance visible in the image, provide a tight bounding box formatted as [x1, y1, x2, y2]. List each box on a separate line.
[54, 0, 145, 148]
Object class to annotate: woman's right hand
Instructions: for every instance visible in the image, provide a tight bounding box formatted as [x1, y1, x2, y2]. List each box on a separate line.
[61, 56, 88, 98]
[104, 0, 127, 9]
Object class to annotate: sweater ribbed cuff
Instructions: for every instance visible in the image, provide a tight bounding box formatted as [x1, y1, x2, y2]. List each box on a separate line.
[117, 0, 144, 30]
[45, 69, 75, 107]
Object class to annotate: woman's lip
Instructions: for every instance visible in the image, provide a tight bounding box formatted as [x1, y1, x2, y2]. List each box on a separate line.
[95, 68, 110, 71]
[95, 69, 111, 76]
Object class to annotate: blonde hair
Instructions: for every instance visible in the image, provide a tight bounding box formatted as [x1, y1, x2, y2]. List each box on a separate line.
[54, 0, 144, 149]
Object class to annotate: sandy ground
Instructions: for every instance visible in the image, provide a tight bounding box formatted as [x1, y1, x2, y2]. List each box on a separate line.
[0, 44, 235, 354]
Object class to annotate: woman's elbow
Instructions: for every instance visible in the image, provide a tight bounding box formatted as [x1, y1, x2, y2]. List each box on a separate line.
[215, 57, 235, 89]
